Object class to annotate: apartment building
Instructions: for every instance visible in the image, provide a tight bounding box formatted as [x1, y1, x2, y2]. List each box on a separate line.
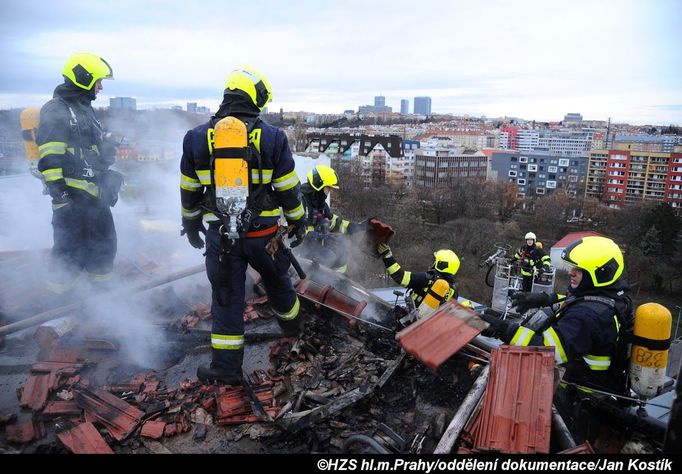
[585, 149, 682, 212]
[488, 150, 588, 197]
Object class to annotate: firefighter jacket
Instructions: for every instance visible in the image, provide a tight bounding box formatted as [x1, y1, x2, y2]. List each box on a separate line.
[513, 244, 551, 277]
[36, 83, 115, 205]
[506, 280, 632, 393]
[300, 183, 352, 234]
[381, 253, 457, 308]
[180, 118, 304, 232]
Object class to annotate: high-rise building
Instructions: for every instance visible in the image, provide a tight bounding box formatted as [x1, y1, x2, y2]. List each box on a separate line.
[374, 96, 385, 108]
[109, 97, 136, 110]
[414, 96, 432, 115]
[400, 99, 409, 114]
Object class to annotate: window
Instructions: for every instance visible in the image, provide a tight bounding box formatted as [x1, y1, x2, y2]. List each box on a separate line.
[539, 173, 546, 179]
[519, 156, 528, 163]
[517, 179, 526, 185]
[536, 188, 545, 195]
[508, 170, 517, 177]
[511, 156, 518, 162]
[528, 164, 538, 172]
[548, 166, 558, 173]
[559, 159, 570, 166]
[510, 164, 517, 169]
[546, 180, 557, 188]
[550, 160, 558, 165]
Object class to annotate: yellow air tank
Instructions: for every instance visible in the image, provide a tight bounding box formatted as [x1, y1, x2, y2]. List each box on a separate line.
[417, 278, 450, 319]
[212, 116, 249, 234]
[629, 302, 672, 399]
[20, 107, 41, 173]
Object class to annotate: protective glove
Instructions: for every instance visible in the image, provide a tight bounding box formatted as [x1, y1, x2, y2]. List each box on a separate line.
[376, 242, 392, 258]
[536, 266, 545, 276]
[288, 219, 307, 248]
[181, 222, 206, 249]
[348, 217, 373, 235]
[479, 313, 520, 342]
[479, 313, 510, 338]
[99, 170, 124, 207]
[510, 291, 556, 314]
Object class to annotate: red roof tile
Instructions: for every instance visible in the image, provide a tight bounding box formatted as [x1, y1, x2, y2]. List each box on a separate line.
[57, 422, 114, 454]
[42, 400, 82, 417]
[141, 420, 166, 439]
[395, 301, 487, 370]
[5, 420, 45, 444]
[473, 345, 555, 454]
[20, 373, 56, 411]
[73, 386, 144, 441]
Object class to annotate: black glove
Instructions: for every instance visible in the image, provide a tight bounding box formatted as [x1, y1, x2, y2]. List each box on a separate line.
[510, 291, 555, 314]
[376, 242, 392, 258]
[181, 222, 206, 249]
[288, 219, 307, 248]
[348, 217, 373, 235]
[536, 266, 545, 275]
[479, 313, 509, 338]
[99, 170, 124, 207]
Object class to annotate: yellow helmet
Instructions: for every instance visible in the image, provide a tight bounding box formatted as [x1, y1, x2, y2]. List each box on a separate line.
[561, 236, 624, 287]
[223, 66, 272, 110]
[307, 165, 339, 191]
[62, 53, 113, 91]
[433, 249, 460, 276]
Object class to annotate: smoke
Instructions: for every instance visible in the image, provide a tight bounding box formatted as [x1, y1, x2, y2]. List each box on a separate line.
[0, 111, 208, 370]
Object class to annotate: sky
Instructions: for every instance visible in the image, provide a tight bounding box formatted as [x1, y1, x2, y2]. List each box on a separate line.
[1, 0, 681, 125]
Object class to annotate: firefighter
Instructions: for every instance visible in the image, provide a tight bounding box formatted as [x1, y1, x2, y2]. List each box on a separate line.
[375, 243, 460, 309]
[511, 231, 551, 292]
[36, 52, 122, 297]
[298, 164, 369, 273]
[481, 235, 633, 442]
[180, 66, 307, 386]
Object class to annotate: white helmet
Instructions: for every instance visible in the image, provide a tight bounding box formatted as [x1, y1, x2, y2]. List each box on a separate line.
[525, 232, 536, 241]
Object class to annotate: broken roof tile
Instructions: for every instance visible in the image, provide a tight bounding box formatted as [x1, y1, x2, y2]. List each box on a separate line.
[56, 422, 114, 454]
[473, 345, 555, 454]
[395, 301, 486, 370]
[141, 420, 166, 439]
[5, 419, 45, 444]
[74, 386, 144, 441]
[20, 373, 55, 411]
[31, 361, 83, 374]
[42, 400, 82, 417]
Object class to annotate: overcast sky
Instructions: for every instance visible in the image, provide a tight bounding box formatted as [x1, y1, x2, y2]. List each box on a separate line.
[1, 0, 681, 124]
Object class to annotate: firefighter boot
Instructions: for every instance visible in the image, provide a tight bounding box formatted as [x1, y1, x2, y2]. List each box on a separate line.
[197, 349, 243, 386]
[277, 314, 305, 336]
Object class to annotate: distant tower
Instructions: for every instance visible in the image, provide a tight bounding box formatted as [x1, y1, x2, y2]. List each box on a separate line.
[375, 95, 386, 108]
[414, 96, 432, 115]
[400, 99, 409, 114]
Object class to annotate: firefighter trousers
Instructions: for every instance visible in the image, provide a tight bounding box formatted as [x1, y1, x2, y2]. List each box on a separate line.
[48, 197, 117, 294]
[205, 229, 302, 374]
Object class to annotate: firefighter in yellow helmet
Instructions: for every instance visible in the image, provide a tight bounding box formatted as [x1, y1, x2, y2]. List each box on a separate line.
[511, 231, 551, 292]
[35, 52, 123, 299]
[297, 164, 370, 273]
[481, 236, 634, 444]
[375, 243, 461, 309]
[180, 66, 306, 386]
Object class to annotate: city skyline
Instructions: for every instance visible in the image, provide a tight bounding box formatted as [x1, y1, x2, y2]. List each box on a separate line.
[1, 0, 681, 125]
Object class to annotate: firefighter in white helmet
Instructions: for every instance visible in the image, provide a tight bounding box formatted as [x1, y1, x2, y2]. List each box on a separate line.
[511, 231, 551, 292]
